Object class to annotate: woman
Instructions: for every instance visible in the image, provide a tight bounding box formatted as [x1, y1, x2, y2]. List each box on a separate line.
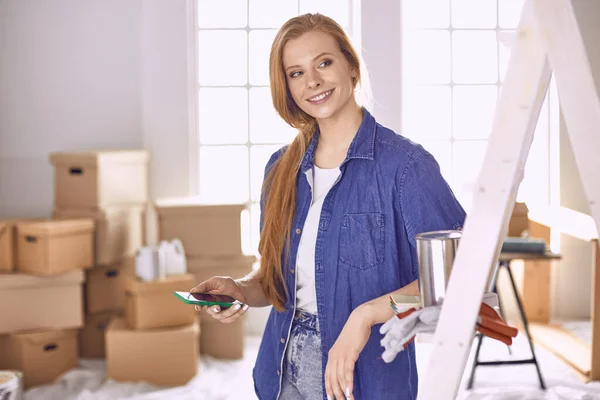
[191, 13, 466, 400]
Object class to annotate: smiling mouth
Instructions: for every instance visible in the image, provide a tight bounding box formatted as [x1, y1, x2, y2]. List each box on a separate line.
[307, 89, 334, 103]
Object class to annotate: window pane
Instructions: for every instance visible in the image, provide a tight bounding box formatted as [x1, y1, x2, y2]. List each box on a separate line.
[199, 146, 249, 204]
[453, 85, 498, 140]
[451, 0, 496, 28]
[401, 0, 450, 29]
[452, 30, 498, 84]
[299, 0, 349, 28]
[452, 141, 488, 211]
[250, 145, 284, 202]
[403, 30, 451, 84]
[498, 30, 516, 82]
[199, 88, 248, 145]
[499, 0, 525, 29]
[250, 87, 298, 144]
[198, 0, 247, 28]
[198, 30, 247, 85]
[421, 141, 452, 183]
[249, 0, 298, 28]
[403, 85, 451, 141]
[249, 30, 277, 86]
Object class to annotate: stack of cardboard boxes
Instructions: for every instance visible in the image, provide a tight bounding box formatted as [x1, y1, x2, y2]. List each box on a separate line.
[48, 150, 149, 361]
[0, 149, 158, 389]
[0, 149, 254, 390]
[155, 198, 256, 359]
[105, 271, 199, 386]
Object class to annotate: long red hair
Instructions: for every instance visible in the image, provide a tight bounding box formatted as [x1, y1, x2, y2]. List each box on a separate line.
[257, 13, 365, 312]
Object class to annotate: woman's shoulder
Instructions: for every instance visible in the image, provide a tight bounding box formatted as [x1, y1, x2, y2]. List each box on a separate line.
[373, 123, 431, 166]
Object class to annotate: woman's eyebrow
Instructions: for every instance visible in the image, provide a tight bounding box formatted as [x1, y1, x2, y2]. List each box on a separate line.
[285, 52, 334, 72]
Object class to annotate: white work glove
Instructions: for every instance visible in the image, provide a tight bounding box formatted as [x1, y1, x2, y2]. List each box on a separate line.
[379, 293, 505, 363]
[379, 305, 442, 363]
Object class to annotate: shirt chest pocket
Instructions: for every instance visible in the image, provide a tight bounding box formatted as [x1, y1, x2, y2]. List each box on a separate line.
[339, 212, 385, 270]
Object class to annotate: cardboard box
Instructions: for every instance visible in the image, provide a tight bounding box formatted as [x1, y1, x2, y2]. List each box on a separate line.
[124, 274, 196, 330]
[16, 219, 94, 275]
[508, 202, 530, 237]
[106, 317, 199, 386]
[0, 329, 78, 389]
[0, 220, 16, 273]
[0, 218, 44, 273]
[54, 206, 145, 266]
[0, 270, 84, 334]
[155, 198, 244, 257]
[199, 313, 245, 359]
[187, 255, 256, 283]
[85, 258, 135, 314]
[49, 150, 150, 209]
[79, 311, 119, 358]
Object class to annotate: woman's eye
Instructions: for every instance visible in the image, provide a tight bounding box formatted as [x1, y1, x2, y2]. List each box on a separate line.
[319, 59, 332, 68]
[290, 71, 302, 78]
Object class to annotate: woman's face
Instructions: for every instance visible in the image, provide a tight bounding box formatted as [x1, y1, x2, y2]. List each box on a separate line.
[282, 30, 358, 122]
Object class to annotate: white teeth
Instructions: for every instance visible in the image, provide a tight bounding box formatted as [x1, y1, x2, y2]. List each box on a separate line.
[308, 90, 332, 102]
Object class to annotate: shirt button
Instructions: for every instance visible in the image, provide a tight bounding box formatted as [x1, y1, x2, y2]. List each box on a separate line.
[295, 228, 301, 234]
[290, 268, 295, 274]
[280, 337, 286, 343]
[276, 369, 281, 376]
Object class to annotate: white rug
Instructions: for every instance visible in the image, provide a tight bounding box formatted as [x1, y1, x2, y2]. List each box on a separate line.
[23, 334, 600, 399]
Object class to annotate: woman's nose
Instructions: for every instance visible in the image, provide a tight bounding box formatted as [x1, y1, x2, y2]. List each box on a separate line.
[306, 70, 324, 89]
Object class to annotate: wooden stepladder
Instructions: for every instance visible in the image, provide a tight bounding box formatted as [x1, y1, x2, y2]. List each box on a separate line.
[418, 1, 600, 399]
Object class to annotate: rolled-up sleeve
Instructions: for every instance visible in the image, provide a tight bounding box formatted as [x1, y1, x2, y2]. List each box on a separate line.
[398, 150, 467, 249]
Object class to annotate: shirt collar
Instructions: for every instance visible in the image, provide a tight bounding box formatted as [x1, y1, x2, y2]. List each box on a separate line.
[299, 107, 376, 173]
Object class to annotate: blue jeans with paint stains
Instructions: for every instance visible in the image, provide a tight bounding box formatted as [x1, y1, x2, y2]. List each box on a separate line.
[280, 310, 324, 400]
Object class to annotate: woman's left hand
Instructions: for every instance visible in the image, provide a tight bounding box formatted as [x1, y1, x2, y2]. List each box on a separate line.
[325, 306, 372, 400]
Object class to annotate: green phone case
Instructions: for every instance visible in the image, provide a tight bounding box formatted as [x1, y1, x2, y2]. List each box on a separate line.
[173, 291, 237, 308]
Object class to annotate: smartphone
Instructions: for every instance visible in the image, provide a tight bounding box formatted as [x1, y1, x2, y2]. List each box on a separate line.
[173, 291, 241, 309]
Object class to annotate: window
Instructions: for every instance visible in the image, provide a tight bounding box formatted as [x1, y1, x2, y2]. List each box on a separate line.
[401, 0, 557, 213]
[195, 0, 354, 256]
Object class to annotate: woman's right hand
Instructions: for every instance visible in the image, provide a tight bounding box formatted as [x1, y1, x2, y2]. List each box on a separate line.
[190, 276, 249, 324]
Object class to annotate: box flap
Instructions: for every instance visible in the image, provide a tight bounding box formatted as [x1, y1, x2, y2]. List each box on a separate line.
[53, 205, 145, 220]
[87, 312, 119, 331]
[123, 273, 195, 295]
[511, 202, 529, 217]
[155, 197, 245, 217]
[108, 316, 199, 334]
[0, 221, 8, 237]
[86, 257, 135, 281]
[0, 269, 84, 290]
[17, 219, 95, 237]
[49, 150, 150, 167]
[12, 329, 77, 346]
[187, 255, 256, 271]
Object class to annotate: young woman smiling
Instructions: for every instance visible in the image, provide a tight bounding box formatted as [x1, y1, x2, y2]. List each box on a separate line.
[191, 13, 466, 400]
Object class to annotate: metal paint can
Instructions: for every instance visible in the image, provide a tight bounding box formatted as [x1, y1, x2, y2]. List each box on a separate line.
[416, 230, 462, 307]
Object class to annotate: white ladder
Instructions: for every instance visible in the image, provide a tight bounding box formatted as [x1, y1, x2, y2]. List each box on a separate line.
[418, 1, 600, 398]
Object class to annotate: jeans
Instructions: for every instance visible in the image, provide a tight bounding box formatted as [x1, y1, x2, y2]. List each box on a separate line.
[280, 310, 324, 400]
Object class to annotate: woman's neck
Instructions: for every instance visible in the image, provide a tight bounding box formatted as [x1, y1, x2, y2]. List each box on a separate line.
[314, 102, 363, 168]
[316, 102, 363, 153]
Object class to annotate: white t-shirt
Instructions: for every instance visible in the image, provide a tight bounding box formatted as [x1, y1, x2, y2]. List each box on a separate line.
[295, 165, 341, 314]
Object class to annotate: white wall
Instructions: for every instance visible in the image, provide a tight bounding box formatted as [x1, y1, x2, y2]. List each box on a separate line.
[0, 0, 143, 218]
[139, 0, 195, 202]
[359, 0, 403, 133]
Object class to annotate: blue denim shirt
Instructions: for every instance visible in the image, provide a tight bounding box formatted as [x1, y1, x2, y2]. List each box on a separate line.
[253, 109, 466, 400]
